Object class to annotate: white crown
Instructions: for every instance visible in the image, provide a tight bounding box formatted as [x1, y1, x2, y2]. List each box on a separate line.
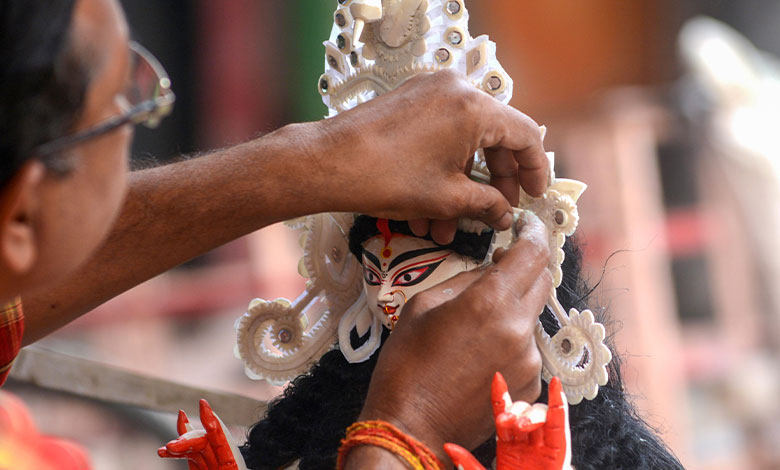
[318, 0, 512, 115]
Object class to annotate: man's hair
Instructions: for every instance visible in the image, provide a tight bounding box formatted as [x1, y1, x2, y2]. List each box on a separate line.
[0, 0, 89, 188]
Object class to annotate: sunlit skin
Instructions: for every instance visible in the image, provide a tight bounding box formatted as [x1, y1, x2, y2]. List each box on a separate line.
[362, 235, 479, 329]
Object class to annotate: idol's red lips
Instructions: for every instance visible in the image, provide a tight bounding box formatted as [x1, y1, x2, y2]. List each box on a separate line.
[381, 305, 398, 315]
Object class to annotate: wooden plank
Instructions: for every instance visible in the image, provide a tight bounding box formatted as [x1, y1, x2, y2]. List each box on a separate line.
[9, 346, 267, 427]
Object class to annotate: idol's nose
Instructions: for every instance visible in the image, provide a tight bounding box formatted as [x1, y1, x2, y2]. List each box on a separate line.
[377, 286, 395, 304]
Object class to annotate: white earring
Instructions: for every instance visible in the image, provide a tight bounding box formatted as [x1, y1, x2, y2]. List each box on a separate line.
[338, 292, 383, 363]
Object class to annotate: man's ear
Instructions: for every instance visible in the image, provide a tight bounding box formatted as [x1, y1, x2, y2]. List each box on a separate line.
[0, 161, 45, 275]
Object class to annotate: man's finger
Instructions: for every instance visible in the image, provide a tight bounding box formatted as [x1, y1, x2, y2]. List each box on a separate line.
[478, 102, 548, 197]
[485, 147, 520, 206]
[516, 150, 549, 198]
[408, 219, 430, 237]
[471, 212, 550, 302]
[457, 179, 513, 231]
[430, 218, 458, 245]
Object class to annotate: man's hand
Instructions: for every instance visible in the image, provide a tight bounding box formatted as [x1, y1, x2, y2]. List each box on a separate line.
[316, 70, 548, 244]
[346, 213, 552, 468]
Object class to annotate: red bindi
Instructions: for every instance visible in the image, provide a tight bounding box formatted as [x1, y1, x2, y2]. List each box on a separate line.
[376, 218, 394, 259]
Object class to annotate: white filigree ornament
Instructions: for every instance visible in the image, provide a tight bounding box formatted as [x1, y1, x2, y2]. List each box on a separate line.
[489, 211, 612, 404]
[236, 0, 612, 402]
[235, 213, 364, 385]
[319, 0, 513, 114]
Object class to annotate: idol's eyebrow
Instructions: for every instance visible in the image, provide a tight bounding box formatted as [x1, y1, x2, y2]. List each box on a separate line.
[363, 250, 381, 269]
[388, 247, 446, 270]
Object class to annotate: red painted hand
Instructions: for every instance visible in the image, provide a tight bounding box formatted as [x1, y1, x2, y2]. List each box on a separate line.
[157, 399, 246, 470]
[444, 374, 571, 470]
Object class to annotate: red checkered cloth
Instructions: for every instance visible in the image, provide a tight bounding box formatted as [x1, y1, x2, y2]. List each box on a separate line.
[0, 297, 24, 387]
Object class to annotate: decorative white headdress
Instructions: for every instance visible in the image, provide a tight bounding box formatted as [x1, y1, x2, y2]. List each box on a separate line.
[235, 0, 610, 404]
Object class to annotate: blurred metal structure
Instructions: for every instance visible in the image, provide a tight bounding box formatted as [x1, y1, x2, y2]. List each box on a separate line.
[9, 346, 266, 428]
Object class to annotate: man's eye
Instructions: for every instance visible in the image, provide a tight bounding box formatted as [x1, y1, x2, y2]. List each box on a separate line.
[392, 266, 432, 287]
[363, 268, 381, 285]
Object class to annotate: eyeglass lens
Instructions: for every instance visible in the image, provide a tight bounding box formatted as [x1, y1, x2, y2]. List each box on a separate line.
[128, 49, 161, 106]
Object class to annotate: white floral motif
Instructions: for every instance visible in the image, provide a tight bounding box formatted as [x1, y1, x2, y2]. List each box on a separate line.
[537, 308, 612, 404]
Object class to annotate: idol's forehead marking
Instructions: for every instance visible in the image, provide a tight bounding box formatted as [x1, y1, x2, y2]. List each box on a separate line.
[387, 247, 445, 270]
[362, 238, 447, 271]
[363, 250, 381, 270]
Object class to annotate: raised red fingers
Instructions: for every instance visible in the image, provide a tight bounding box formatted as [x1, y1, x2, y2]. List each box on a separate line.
[177, 410, 190, 435]
[528, 426, 544, 447]
[158, 446, 200, 470]
[213, 439, 239, 469]
[200, 444, 219, 470]
[165, 434, 209, 454]
[189, 456, 206, 470]
[443, 443, 487, 470]
[547, 377, 564, 409]
[491, 371, 510, 419]
[495, 411, 519, 442]
[515, 419, 544, 435]
[199, 399, 219, 433]
[199, 399, 239, 469]
[543, 377, 567, 450]
[158, 448, 204, 470]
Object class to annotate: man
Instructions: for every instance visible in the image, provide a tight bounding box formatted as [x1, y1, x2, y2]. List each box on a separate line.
[0, 0, 553, 467]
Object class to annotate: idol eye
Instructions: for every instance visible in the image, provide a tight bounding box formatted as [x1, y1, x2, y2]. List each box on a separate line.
[363, 267, 381, 286]
[392, 260, 446, 287]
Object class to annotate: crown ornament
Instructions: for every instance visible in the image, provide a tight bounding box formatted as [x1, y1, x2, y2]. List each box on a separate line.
[235, 0, 611, 403]
[319, 0, 513, 113]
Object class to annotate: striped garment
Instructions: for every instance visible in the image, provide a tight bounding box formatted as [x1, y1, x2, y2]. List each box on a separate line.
[0, 297, 23, 387]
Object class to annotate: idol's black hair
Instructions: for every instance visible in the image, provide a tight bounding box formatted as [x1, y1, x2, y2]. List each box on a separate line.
[348, 215, 494, 263]
[0, 0, 89, 188]
[242, 233, 685, 470]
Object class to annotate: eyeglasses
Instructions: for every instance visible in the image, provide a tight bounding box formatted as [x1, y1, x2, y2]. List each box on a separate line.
[34, 41, 175, 157]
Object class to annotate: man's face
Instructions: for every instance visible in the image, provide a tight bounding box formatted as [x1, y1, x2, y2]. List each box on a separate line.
[18, 0, 132, 291]
[362, 235, 479, 329]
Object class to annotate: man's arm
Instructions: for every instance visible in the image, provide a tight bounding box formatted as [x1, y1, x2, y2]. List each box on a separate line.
[22, 123, 327, 343]
[22, 71, 549, 343]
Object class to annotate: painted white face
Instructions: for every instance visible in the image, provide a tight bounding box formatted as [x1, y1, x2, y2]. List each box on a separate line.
[362, 235, 479, 329]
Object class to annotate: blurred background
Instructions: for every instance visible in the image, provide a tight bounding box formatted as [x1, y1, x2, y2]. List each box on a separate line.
[6, 1, 780, 469]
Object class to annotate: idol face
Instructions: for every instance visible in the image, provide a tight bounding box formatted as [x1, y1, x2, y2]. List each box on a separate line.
[361, 235, 479, 329]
